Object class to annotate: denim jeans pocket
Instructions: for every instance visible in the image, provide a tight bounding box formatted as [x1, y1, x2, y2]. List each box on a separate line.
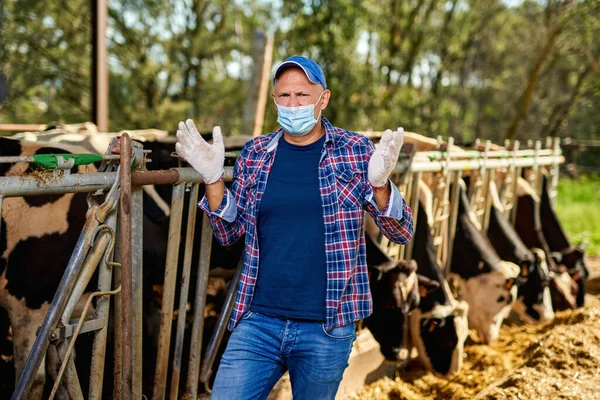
[241, 311, 256, 320]
[321, 323, 356, 340]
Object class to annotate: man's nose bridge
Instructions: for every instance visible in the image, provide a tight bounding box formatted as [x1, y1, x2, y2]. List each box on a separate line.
[289, 93, 301, 107]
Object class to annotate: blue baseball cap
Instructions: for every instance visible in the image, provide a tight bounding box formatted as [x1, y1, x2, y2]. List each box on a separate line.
[273, 56, 327, 90]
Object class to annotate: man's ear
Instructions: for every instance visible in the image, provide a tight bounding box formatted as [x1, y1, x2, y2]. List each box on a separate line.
[320, 89, 331, 110]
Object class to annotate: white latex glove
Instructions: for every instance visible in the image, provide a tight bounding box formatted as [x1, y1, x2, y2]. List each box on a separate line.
[175, 119, 224, 184]
[368, 127, 404, 188]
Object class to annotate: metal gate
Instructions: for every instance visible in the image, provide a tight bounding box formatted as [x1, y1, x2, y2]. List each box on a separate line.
[0, 134, 563, 399]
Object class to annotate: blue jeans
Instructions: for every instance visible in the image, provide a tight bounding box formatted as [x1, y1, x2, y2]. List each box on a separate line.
[211, 311, 356, 400]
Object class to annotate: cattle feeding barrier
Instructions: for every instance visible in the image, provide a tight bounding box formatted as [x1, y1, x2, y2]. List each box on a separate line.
[0, 134, 563, 399]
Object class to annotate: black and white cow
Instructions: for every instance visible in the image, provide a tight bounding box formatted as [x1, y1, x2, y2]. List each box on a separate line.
[449, 181, 520, 343]
[540, 175, 589, 308]
[409, 193, 469, 378]
[0, 138, 98, 398]
[363, 229, 437, 365]
[514, 178, 579, 311]
[0, 137, 243, 398]
[486, 182, 554, 324]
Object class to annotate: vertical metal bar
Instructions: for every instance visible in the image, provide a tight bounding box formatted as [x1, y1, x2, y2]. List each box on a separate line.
[509, 141, 521, 225]
[436, 138, 453, 263]
[120, 133, 133, 400]
[152, 183, 186, 400]
[200, 256, 244, 385]
[533, 140, 542, 196]
[92, 0, 108, 131]
[445, 171, 462, 276]
[89, 213, 118, 400]
[404, 171, 422, 260]
[184, 212, 214, 398]
[113, 218, 123, 400]
[131, 185, 144, 399]
[550, 138, 561, 205]
[10, 217, 97, 400]
[170, 184, 200, 399]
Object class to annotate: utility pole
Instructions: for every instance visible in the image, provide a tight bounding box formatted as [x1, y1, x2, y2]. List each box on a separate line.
[243, 31, 274, 137]
[92, 0, 108, 132]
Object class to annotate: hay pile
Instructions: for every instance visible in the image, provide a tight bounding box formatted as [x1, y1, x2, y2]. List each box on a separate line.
[354, 261, 600, 400]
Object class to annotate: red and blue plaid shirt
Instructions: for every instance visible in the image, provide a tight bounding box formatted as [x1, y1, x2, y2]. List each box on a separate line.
[199, 118, 413, 330]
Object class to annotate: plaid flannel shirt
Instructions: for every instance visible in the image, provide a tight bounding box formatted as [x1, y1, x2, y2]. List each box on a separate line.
[199, 118, 413, 330]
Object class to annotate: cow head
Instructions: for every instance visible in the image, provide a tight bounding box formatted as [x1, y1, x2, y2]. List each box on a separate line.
[451, 261, 519, 343]
[366, 260, 425, 364]
[409, 284, 469, 379]
[553, 246, 589, 308]
[512, 248, 554, 324]
[548, 266, 579, 311]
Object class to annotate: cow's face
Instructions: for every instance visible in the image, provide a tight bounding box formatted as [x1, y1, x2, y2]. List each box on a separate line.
[555, 246, 588, 308]
[410, 292, 469, 378]
[513, 249, 554, 324]
[549, 269, 579, 311]
[366, 260, 422, 364]
[452, 261, 519, 343]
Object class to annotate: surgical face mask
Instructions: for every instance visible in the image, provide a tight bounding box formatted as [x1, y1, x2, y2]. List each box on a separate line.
[275, 92, 324, 136]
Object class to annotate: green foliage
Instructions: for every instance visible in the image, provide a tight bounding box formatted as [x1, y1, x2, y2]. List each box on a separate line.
[0, 0, 598, 142]
[555, 175, 600, 256]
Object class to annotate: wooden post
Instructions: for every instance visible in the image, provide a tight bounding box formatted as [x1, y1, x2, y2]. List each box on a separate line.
[92, 0, 109, 132]
[243, 31, 274, 137]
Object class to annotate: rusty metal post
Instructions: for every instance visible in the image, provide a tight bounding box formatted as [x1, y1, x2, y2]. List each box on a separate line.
[152, 183, 186, 400]
[119, 133, 133, 400]
[170, 184, 200, 399]
[184, 212, 214, 398]
[89, 213, 118, 400]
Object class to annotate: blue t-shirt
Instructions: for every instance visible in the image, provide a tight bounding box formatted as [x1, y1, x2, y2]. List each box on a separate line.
[250, 135, 327, 321]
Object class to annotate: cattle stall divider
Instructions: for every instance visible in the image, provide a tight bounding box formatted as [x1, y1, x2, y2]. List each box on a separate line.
[0, 136, 563, 399]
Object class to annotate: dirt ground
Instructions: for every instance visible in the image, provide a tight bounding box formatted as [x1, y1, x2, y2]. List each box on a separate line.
[353, 256, 600, 400]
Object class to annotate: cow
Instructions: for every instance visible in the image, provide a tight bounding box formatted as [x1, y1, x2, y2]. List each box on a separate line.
[363, 229, 438, 366]
[514, 177, 579, 311]
[0, 137, 99, 399]
[486, 182, 554, 324]
[409, 196, 469, 378]
[0, 136, 244, 398]
[449, 180, 520, 344]
[539, 175, 589, 307]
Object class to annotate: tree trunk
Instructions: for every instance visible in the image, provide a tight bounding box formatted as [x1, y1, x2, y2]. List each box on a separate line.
[504, 29, 559, 140]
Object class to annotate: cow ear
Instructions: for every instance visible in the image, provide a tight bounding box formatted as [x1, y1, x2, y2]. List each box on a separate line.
[521, 263, 529, 277]
[417, 274, 440, 297]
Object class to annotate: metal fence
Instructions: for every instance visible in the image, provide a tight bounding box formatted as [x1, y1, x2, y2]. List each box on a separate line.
[0, 135, 563, 399]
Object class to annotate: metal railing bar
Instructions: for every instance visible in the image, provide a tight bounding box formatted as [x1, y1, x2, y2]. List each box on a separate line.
[120, 133, 133, 400]
[170, 183, 200, 399]
[152, 183, 186, 400]
[184, 212, 214, 398]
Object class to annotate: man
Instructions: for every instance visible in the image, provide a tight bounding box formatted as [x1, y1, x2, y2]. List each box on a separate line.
[176, 55, 413, 399]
